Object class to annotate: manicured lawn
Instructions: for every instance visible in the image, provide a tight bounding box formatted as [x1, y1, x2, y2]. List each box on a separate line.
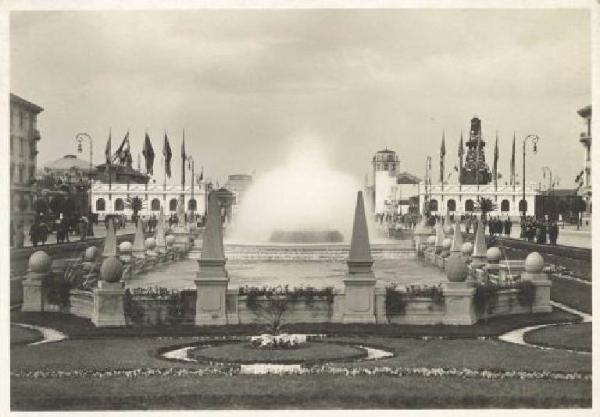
[11, 374, 591, 410]
[549, 275, 591, 314]
[10, 307, 580, 340]
[524, 323, 592, 353]
[189, 341, 366, 364]
[10, 325, 42, 346]
[11, 334, 591, 374]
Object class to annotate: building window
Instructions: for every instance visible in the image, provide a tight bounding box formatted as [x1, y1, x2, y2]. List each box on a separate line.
[501, 200, 510, 212]
[10, 163, 14, 183]
[465, 199, 474, 212]
[151, 198, 161, 211]
[188, 199, 197, 211]
[19, 110, 23, 128]
[96, 198, 106, 211]
[114, 198, 125, 211]
[447, 199, 456, 212]
[169, 198, 178, 211]
[30, 141, 36, 159]
[29, 166, 35, 182]
[19, 138, 24, 156]
[429, 199, 438, 212]
[519, 199, 528, 213]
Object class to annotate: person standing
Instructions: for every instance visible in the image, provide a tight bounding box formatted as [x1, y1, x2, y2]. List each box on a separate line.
[29, 220, 40, 247]
[15, 221, 25, 248]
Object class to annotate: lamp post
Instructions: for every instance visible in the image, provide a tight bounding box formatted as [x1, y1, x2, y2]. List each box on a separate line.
[76, 132, 94, 236]
[521, 134, 540, 236]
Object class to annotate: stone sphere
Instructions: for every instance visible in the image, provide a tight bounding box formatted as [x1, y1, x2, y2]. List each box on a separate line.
[442, 238, 452, 250]
[461, 242, 473, 256]
[525, 251, 545, 273]
[165, 235, 175, 247]
[443, 224, 454, 235]
[100, 257, 123, 283]
[29, 251, 52, 273]
[84, 246, 99, 262]
[119, 241, 132, 253]
[145, 237, 156, 250]
[445, 253, 468, 282]
[486, 247, 502, 263]
[427, 235, 436, 246]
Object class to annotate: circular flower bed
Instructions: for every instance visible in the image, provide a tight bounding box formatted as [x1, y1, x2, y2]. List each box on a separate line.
[188, 341, 368, 364]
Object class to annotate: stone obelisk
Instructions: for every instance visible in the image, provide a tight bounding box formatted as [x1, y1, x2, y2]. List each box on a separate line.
[195, 192, 229, 325]
[102, 217, 118, 258]
[132, 217, 146, 258]
[342, 191, 378, 324]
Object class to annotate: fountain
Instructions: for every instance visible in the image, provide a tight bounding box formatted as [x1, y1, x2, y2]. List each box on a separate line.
[228, 139, 359, 244]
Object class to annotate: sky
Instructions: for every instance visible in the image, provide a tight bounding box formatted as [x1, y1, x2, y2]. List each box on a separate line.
[10, 9, 591, 188]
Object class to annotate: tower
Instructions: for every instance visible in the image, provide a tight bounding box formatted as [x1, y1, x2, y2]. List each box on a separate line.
[460, 117, 492, 185]
[372, 149, 399, 215]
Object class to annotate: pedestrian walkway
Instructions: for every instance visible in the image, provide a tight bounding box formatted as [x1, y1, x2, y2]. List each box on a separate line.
[18, 223, 137, 249]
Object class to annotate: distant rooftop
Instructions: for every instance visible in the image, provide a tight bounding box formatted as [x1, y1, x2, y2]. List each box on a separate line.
[44, 154, 94, 172]
[396, 171, 421, 184]
[10, 93, 44, 114]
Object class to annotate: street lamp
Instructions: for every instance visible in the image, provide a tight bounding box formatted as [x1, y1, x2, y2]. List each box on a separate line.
[521, 134, 540, 222]
[76, 132, 94, 235]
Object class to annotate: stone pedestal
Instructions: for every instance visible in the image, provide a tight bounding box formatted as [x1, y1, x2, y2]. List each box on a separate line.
[342, 266, 377, 324]
[442, 282, 476, 325]
[195, 277, 229, 325]
[195, 260, 229, 325]
[522, 271, 552, 313]
[92, 281, 126, 327]
[171, 225, 190, 251]
[21, 272, 46, 312]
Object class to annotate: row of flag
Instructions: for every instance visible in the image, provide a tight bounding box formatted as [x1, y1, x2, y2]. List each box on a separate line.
[104, 131, 203, 182]
[439, 131, 517, 186]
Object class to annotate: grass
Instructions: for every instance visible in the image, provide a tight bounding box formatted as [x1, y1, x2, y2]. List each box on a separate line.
[10, 307, 581, 340]
[549, 275, 591, 314]
[188, 341, 366, 364]
[524, 323, 592, 353]
[11, 374, 591, 410]
[499, 245, 591, 281]
[11, 333, 591, 375]
[10, 325, 42, 346]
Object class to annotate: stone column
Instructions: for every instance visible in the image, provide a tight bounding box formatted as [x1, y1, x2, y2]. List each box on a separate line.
[521, 252, 552, 313]
[343, 191, 377, 324]
[92, 257, 127, 327]
[226, 286, 240, 325]
[22, 251, 52, 312]
[331, 287, 345, 323]
[374, 284, 387, 324]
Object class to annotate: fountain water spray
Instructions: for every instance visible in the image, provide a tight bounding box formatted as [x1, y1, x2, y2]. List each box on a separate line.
[228, 138, 361, 243]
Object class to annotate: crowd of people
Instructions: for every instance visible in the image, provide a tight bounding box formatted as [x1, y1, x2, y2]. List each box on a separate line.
[379, 211, 562, 246]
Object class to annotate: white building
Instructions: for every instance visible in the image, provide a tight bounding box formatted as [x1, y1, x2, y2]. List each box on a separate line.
[369, 149, 421, 216]
[419, 183, 538, 218]
[90, 182, 207, 220]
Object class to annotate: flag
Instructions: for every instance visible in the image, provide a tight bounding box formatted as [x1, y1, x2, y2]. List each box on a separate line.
[142, 132, 155, 175]
[181, 134, 186, 160]
[181, 131, 186, 186]
[439, 131, 446, 183]
[510, 133, 516, 185]
[458, 130, 464, 185]
[105, 130, 112, 165]
[115, 131, 131, 166]
[163, 133, 172, 178]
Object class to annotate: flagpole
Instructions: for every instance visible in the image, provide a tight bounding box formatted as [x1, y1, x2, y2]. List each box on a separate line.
[144, 130, 148, 201]
[163, 130, 167, 201]
[108, 128, 112, 201]
[181, 128, 185, 203]
[190, 158, 195, 213]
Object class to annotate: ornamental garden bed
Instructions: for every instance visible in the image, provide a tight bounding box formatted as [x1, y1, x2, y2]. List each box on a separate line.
[187, 340, 368, 364]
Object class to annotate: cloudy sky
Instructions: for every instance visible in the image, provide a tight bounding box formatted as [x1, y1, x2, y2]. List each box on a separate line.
[10, 9, 590, 188]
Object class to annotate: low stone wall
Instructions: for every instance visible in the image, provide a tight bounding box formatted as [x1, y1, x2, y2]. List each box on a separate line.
[69, 289, 94, 319]
[387, 297, 445, 325]
[236, 296, 333, 325]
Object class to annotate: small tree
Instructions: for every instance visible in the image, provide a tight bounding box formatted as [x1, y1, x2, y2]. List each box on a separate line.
[475, 197, 497, 222]
[131, 197, 143, 218]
